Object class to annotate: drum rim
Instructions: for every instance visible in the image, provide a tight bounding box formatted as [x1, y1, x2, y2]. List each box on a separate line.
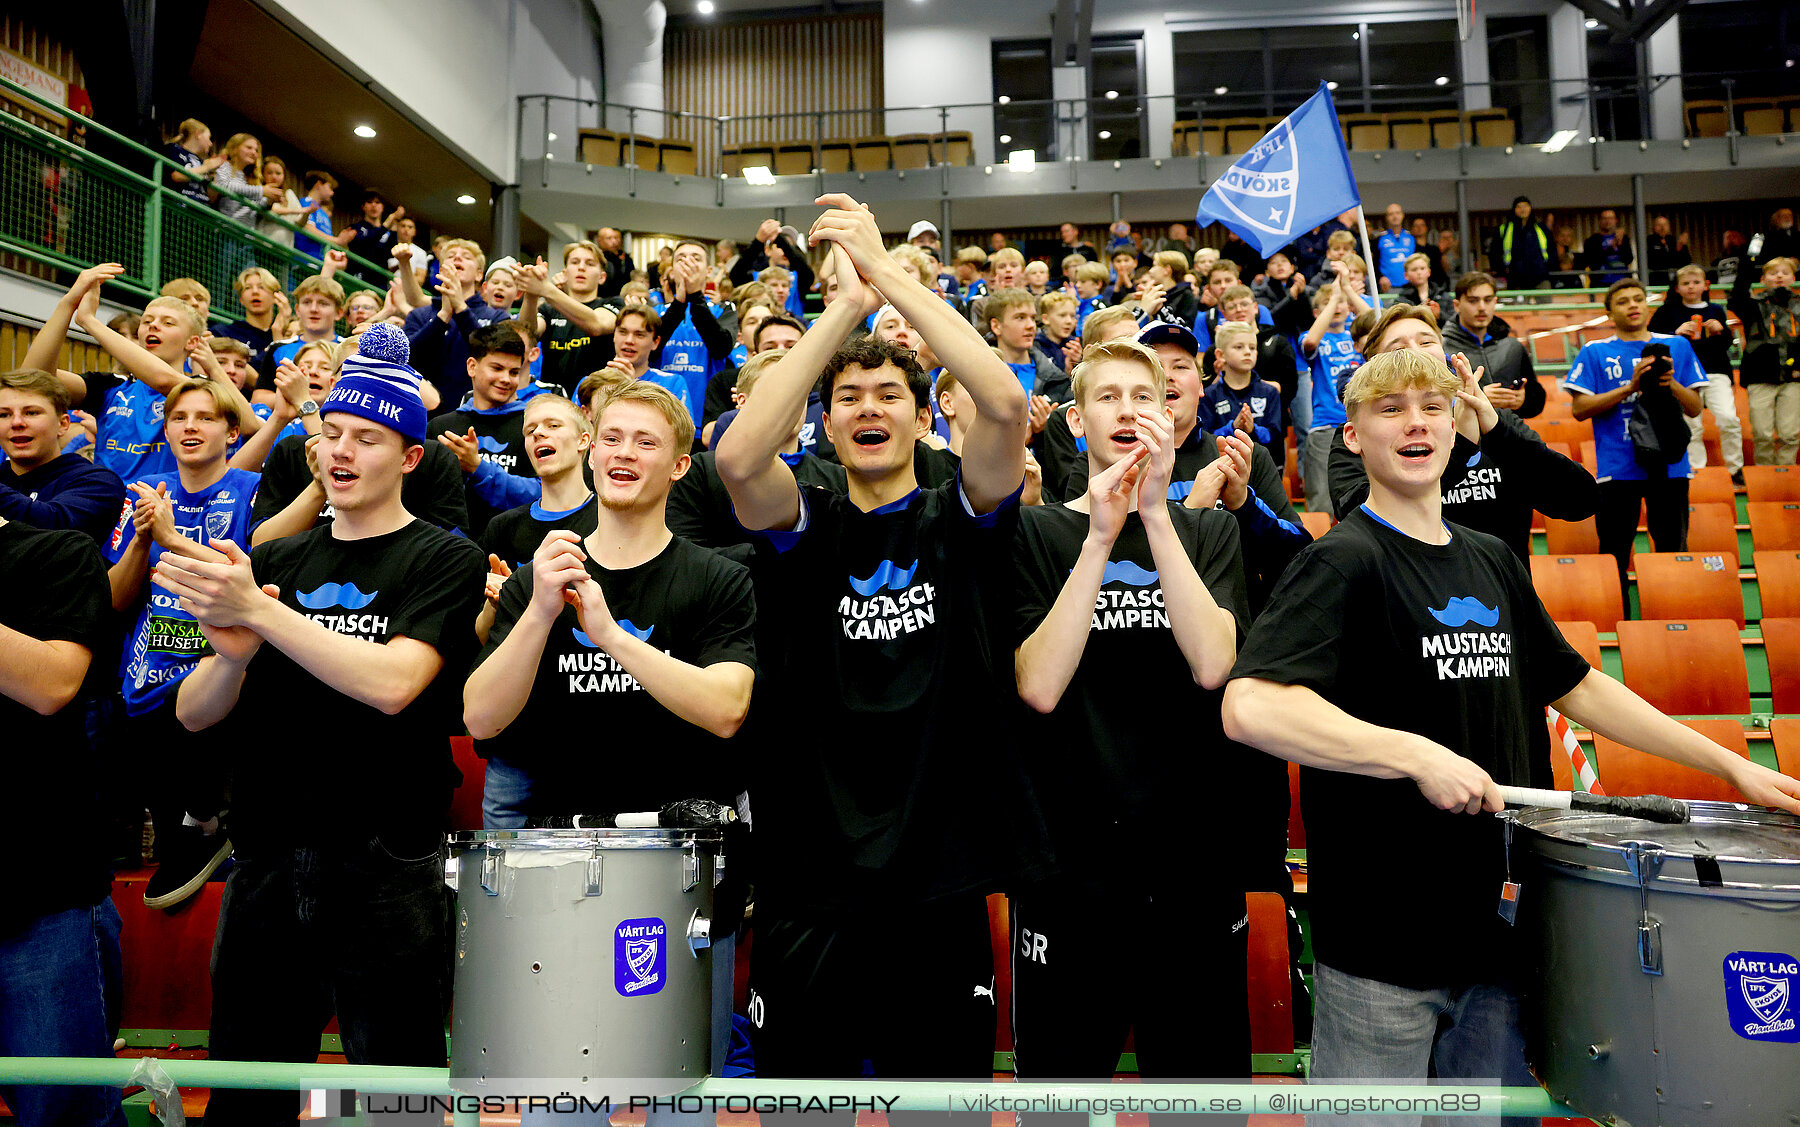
[448, 828, 723, 848]
[1511, 800, 1800, 878]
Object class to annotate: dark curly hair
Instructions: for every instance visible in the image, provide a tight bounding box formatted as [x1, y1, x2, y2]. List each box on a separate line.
[817, 335, 932, 410]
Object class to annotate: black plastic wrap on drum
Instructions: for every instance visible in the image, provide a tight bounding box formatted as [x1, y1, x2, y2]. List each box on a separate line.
[1511, 802, 1800, 1127]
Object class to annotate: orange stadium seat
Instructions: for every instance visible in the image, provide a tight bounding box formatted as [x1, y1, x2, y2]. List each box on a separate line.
[1555, 619, 1604, 668]
[1748, 501, 1800, 551]
[1687, 502, 1740, 565]
[1531, 554, 1624, 631]
[1616, 619, 1750, 714]
[1689, 466, 1736, 506]
[1527, 417, 1592, 446]
[1593, 716, 1750, 802]
[1761, 617, 1800, 713]
[1633, 551, 1745, 626]
[1744, 465, 1800, 502]
[1754, 551, 1800, 619]
[1771, 718, 1800, 777]
[1544, 515, 1600, 556]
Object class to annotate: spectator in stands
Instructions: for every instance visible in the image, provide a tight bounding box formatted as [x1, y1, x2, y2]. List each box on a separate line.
[1409, 217, 1447, 286]
[1732, 254, 1800, 465]
[0, 508, 123, 1127]
[1221, 229, 1265, 282]
[1255, 251, 1309, 327]
[1437, 227, 1462, 279]
[988, 288, 1064, 402]
[989, 231, 1009, 253]
[161, 278, 211, 326]
[1152, 222, 1197, 260]
[1203, 320, 1286, 469]
[405, 238, 512, 406]
[256, 156, 306, 255]
[1301, 277, 1362, 514]
[521, 243, 620, 397]
[1583, 209, 1634, 287]
[1024, 259, 1052, 298]
[1488, 195, 1551, 291]
[656, 242, 734, 417]
[1393, 253, 1451, 311]
[1035, 291, 1082, 377]
[1645, 215, 1690, 286]
[163, 119, 225, 208]
[729, 220, 809, 298]
[1059, 222, 1099, 263]
[1104, 249, 1139, 304]
[1303, 231, 1359, 296]
[479, 258, 523, 317]
[273, 274, 346, 369]
[1759, 208, 1800, 267]
[1566, 279, 1706, 585]
[0, 369, 125, 544]
[1441, 271, 1542, 419]
[1651, 263, 1741, 483]
[706, 313, 813, 455]
[1374, 203, 1415, 293]
[595, 227, 635, 298]
[1224, 349, 1800, 1120]
[1550, 225, 1581, 289]
[295, 171, 357, 263]
[954, 247, 989, 306]
[388, 216, 425, 277]
[969, 248, 1025, 335]
[345, 291, 382, 330]
[429, 322, 545, 537]
[346, 191, 402, 282]
[155, 337, 484, 1124]
[210, 133, 264, 237]
[1335, 302, 1592, 560]
[220, 268, 290, 389]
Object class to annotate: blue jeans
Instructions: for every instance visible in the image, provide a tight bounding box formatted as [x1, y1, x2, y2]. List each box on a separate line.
[1308, 961, 1530, 1127]
[482, 756, 535, 829]
[204, 834, 451, 1126]
[0, 899, 129, 1127]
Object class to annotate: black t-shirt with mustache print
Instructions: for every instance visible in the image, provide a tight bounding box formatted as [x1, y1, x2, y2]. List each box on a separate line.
[1229, 506, 1590, 989]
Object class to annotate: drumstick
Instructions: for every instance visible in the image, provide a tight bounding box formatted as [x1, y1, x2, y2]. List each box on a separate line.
[1500, 785, 1691, 824]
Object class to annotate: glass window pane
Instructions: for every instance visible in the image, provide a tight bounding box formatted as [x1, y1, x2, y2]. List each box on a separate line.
[992, 38, 1055, 161]
[1366, 20, 1459, 111]
[1089, 35, 1144, 159]
[1267, 25, 1361, 105]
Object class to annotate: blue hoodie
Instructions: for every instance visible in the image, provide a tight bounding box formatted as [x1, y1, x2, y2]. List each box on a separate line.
[426, 380, 555, 536]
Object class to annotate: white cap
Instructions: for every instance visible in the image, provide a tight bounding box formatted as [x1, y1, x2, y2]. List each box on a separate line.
[907, 220, 939, 241]
[485, 255, 520, 279]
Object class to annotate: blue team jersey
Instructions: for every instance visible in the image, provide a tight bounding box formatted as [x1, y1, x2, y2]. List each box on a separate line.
[1077, 295, 1107, 324]
[1307, 330, 1361, 431]
[105, 467, 262, 715]
[1193, 306, 1274, 352]
[1375, 230, 1417, 289]
[93, 377, 176, 484]
[1203, 377, 1285, 444]
[657, 301, 724, 421]
[294, 196, 332, 259]
[1563, 334, 1708, 482]
[640, 367, 698, 424]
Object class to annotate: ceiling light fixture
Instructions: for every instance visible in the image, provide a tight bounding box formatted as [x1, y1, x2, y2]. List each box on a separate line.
[456, 193, 477, 205]
[742, 165, 777, 185]
[1585, 18, 1599, 29]
[1105, 90, 1119, 99]
[547, 132, 558, 141]
[697, 0, 715, 13]
[353, 125, 377, 138]
[1214, 85, 1228, 95]
[999, 134, 1012, 144]
[1540, 129, 1580, 154]
[1434, 76, 1450, 86]
[998, 95, 1011, 105]
[1326, 81, 1339, 90]
[1007, 149, 1036, 172]
[1098, 130, 1112, 140]
[1351, 30, 1360, 40]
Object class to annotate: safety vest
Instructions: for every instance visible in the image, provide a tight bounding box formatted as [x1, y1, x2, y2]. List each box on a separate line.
[1500, 221, 1550, 262]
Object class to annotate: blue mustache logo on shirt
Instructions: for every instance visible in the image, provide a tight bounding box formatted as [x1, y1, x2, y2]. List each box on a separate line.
[1466, 450, 1483, 468]
[1101, 560, 1160, 586]
[477, 435, 509, 454]
[1427, 596, 1500, 628]
[572, 620, 654, 647]
[848, 559, 919, 596]
[295, 582, 379, 610]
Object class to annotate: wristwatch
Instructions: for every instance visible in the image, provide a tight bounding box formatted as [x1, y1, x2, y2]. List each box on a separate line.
[297, 399, 320, 417]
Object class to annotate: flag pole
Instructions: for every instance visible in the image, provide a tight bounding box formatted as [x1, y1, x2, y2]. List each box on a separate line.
[1356, 209, 1382, 313]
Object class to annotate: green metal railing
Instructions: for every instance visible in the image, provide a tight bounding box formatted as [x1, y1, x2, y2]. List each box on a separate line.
[0, 1057, 1580, 1125]
[0, 77, 391, 324]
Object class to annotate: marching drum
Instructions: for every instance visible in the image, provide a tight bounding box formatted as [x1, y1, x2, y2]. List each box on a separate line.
[1511, 802, 1800, 1126]
[446, 828, 729, 1102]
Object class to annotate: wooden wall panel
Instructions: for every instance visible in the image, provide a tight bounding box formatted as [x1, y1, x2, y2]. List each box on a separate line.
[664, 12, 883, 175]
[0, 14, 87, 136]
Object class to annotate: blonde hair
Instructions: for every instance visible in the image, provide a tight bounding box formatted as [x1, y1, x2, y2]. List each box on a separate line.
[889, 244, 934, 286]
[292, 274, 346, 310]
[1070, 338, 1164, 405]
[162, 378, 241, 430]
[1765, 257, 1799, 279]
[575, 368, 636, 412]
[160, 278, 210, 305]
[562, 240, 602, 265]
[594, 380, 695, 453]
[440, 238, 487, 275]
[757, 264, 793, 285]
[1342, 349, 1460, 420]
[234, 267, 279, 296]
[990, 247, 1025, 270]
[1220, 284, 1254, 307]
[1153, 250, 1189, 275]
[1675, 263, 1708, 284]
[1037, 290, 1077, 315]
[1403, 252, 1431, 272]
[984, 287, 1036, 328]
[1342, 253, 1368, 276]
[732, 349, 786, 402]
[524, 392, 592, 436]
[174, 118, 209, 144]
[934, 368, 961, 405]
[1364, 303, 1441, 355]
[219, 133, 262, 180]
[1327, 230, 1357, 250]
[142, 296, 204, 338]
[1074, 261, 1110, 286]
[1081, 304, 1139, 343]
[1214, 321, 1258, 351]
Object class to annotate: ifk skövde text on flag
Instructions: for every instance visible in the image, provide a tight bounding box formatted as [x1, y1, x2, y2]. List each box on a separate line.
[1195, 82, 1362, 258]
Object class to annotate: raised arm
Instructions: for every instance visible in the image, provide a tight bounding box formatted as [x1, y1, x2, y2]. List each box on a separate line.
[716, 245, 871, 531]
[464, 535, 582, 739]
[76, 305, 185, 394]
[26, 264, 125, 403]
[811, 192, 1026, 512]
[0, 621, 91, 716]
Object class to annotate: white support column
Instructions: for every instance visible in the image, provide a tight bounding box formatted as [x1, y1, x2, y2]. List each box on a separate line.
[1644, 13, 1685, 142]
[1052, 64, 1088, 162]
[589, 0, 666, 133]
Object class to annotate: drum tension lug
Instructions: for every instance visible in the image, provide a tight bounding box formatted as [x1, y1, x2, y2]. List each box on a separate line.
[481, 848, 500, 897]
[687, 909, 712, 956]
[1625, 841, 1664, 976]
[586, 850, 603, 897]
[682, 843, 700, 892]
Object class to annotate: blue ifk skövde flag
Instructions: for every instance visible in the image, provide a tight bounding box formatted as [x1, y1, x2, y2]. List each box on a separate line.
[1194, 82, 1361, 258]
